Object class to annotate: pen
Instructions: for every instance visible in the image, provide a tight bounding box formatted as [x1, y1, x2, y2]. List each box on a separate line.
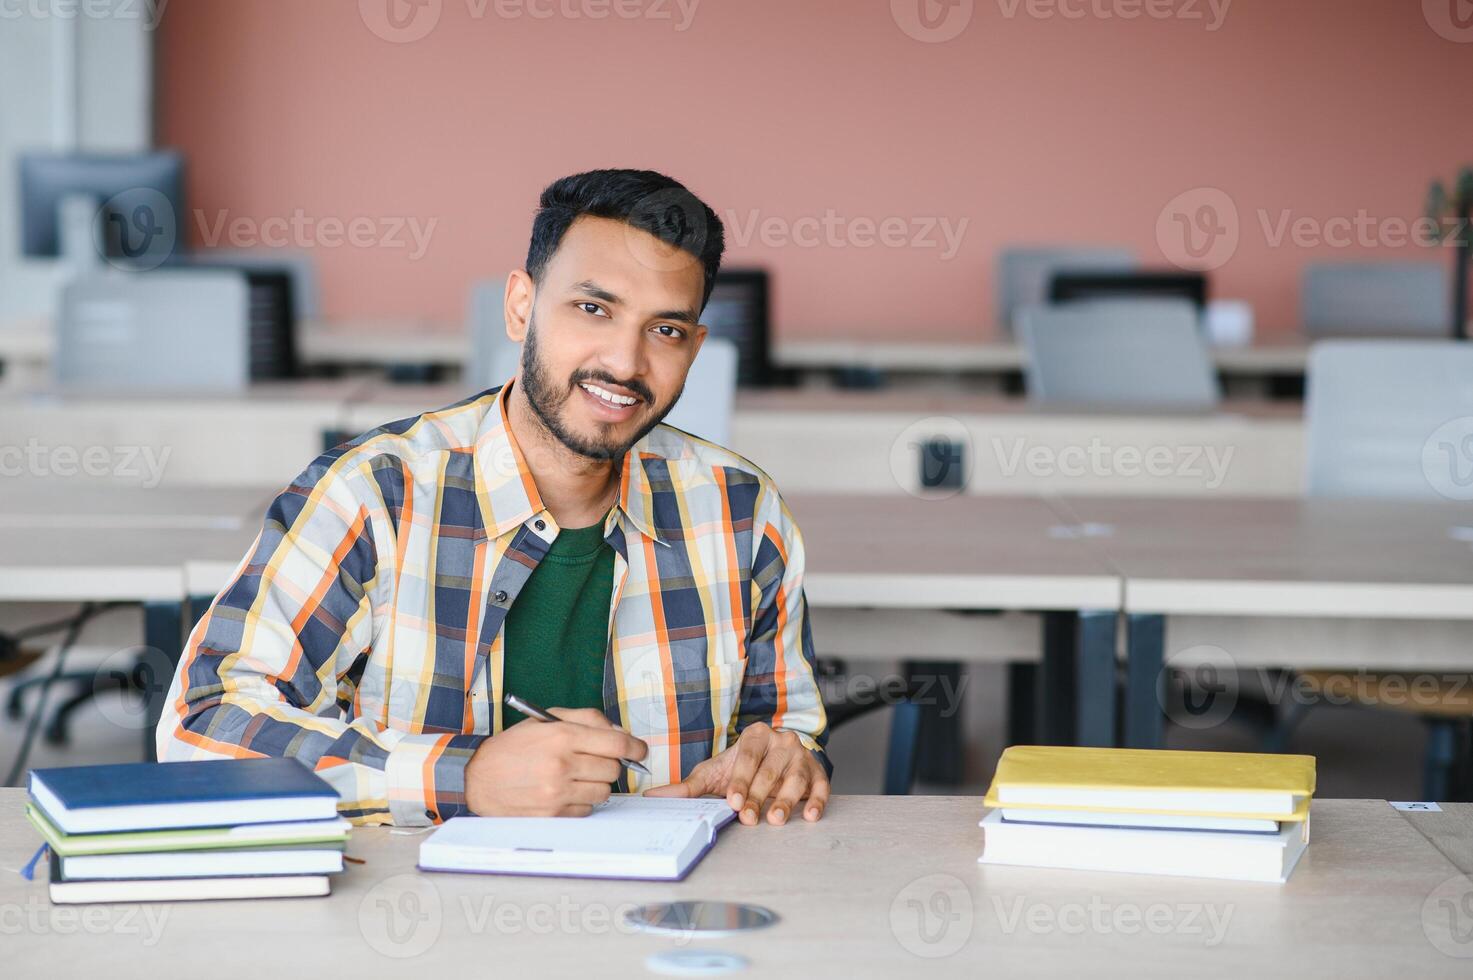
[503, 692, 652, 776]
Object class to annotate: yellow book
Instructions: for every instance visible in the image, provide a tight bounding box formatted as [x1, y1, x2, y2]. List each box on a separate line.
[982, 746, 1315, 822]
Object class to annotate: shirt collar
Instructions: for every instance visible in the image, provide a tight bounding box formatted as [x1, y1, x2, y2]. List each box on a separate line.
[473, 379, 669, 547]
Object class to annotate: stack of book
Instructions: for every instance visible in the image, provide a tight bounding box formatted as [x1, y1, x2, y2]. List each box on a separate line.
[979, 746, 1317, 883]
[27, 758, 349, 904]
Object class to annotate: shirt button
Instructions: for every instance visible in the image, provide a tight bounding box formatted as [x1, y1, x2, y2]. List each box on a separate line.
[534, 519, 546, 531]
[494, 590, 508, 603]
[425, 809, 438, 821]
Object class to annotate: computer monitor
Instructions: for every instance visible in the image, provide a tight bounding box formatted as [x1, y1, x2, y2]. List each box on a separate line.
[19, 151, 186, 269]
[1049, 270, 1209, 312]
[700, 268, 772, 387]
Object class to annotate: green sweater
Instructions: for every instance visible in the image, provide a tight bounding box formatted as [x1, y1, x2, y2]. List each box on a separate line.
[500, 515, 616, 727]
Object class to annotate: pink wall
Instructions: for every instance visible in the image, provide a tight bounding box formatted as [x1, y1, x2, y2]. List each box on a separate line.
[156, 0, 1473, 340]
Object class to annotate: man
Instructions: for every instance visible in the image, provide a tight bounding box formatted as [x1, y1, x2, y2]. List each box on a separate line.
[157, 170, 829, 828]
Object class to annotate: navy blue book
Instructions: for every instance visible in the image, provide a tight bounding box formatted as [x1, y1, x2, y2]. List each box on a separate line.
[29, 759, 340, 834]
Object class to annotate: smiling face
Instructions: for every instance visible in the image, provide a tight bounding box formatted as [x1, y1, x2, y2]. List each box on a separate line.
[507, 215, 708, 461]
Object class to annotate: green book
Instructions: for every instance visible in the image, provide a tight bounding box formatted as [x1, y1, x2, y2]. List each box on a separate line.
[27, 803, 351, 857]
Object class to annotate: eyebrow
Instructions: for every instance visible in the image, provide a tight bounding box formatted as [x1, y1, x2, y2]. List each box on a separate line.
[572, 280, 699, 325]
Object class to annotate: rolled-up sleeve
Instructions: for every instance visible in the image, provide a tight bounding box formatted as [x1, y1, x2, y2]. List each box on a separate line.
[739, 486, 831, 776]
[155, 460, 485, 825]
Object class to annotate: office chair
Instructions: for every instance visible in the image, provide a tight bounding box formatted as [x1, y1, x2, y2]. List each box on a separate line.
[1018, 300, 1220, 410]
[1278, 341, 1473, 798]
[996, 246, 1136, 334]
[1301, 262, 1451, 338]
[661, 338, 739, 446]
[466, 279, 522, 392]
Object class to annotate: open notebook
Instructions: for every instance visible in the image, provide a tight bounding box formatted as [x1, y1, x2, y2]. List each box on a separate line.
[419, 796, 739, 881]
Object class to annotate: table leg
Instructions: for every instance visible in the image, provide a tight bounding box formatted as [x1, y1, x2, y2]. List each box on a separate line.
[1125, 613, 1167, 749]
[1075, 609, 1118, 748]
[1039, 612, 1078, 745]
[1041, 610, 1118, 748]
[141, 601, 185, 762]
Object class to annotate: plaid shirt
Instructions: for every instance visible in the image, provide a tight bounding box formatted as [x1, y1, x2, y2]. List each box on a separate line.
[157, 381, 827, 826]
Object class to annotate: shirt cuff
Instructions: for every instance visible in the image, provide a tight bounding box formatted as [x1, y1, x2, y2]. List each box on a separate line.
[384, 733, 488, 826]
[778, 728, 833, 779]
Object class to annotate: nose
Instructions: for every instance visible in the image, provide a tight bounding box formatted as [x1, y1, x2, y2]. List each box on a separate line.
[594, 324, 647, 387]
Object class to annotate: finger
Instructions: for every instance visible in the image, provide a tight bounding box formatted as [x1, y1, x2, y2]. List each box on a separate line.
[766, 766, 813, 826]
[566, 724, 649, 763]
[568, 752, 623, 785]
[803, 771, 831, 822]
[565, 778, 613, 808]
[741, 751, 793, 826]
[724, 729, 770, 812]
[549, 707, 616, 729]
[557, 803, 595, 818]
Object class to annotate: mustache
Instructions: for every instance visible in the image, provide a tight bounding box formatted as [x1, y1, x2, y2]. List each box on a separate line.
[570, 371, 655, 405]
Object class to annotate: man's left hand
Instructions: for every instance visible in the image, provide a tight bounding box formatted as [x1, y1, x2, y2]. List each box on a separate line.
[643, 722, 829, 825]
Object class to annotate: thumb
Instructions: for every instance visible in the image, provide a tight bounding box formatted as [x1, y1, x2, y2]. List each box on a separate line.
[643, 762, 716, 798]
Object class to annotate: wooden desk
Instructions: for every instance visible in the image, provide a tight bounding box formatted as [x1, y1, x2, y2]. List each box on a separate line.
[4, 792, 1469, 976]
[1048, 497, 1473, 747]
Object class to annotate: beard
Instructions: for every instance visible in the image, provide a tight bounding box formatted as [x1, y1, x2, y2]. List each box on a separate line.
[518, 313, 682, 461]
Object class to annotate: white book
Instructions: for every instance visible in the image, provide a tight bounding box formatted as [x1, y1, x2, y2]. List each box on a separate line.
[978, 810, 1309, 883]
[991, 808, 1279, 834]
[419, 795, 737, 881]
[994, 784, 1302, 817]
[49, 874, 331, 905]
[59, 847, 345, 881]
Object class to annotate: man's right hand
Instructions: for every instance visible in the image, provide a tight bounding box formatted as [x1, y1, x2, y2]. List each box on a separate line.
[463, 707, 649, 817]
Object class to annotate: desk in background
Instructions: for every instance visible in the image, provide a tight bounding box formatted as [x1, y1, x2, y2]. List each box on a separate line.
[1047, 497, 1473, 749]
[0, 484, 276, 759]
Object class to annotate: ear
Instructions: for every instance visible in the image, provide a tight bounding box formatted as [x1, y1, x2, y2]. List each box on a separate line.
[688, 323, 708, 363]
[504, 269, 534, 343]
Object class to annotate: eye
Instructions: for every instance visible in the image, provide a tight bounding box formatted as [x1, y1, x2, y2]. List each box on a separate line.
[652, 324, 686, 340]
[577, 302, 610, 318]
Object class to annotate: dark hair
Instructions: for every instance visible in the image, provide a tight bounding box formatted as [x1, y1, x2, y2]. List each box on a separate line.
[525, 169, 726, 309]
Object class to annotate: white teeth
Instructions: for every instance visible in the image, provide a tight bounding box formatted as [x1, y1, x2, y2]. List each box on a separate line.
[580, 382, 638, 407]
